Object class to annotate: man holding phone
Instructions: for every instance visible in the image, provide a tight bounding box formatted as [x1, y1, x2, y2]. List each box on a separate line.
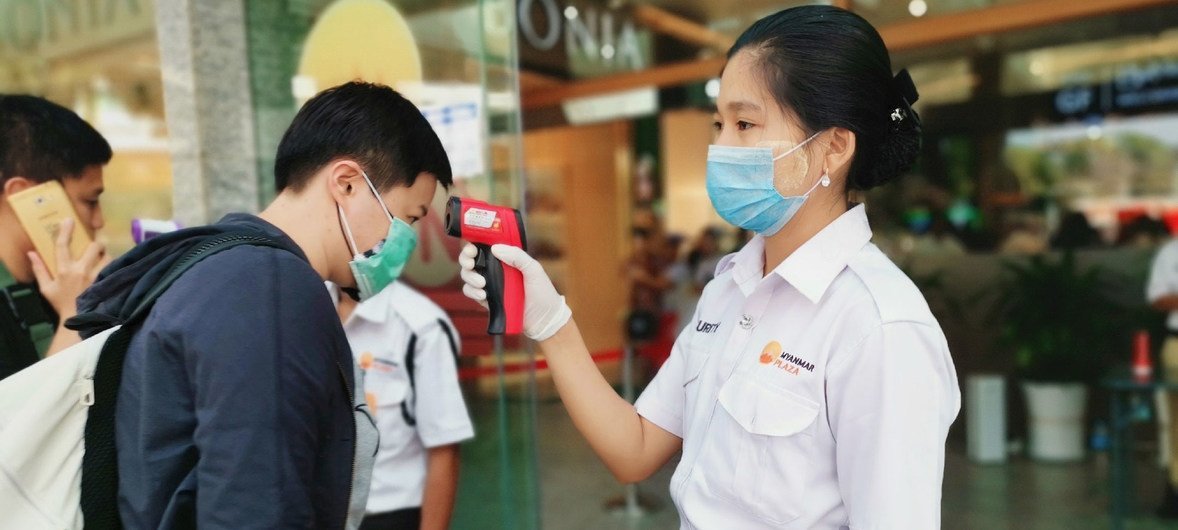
[0, 95, 110, 380]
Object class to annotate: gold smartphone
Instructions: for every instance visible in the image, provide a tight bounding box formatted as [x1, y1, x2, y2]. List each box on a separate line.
[6, 180, 92, 276]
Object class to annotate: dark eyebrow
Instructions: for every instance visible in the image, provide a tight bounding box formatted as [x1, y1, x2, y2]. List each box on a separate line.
[726, 100, 763, 114]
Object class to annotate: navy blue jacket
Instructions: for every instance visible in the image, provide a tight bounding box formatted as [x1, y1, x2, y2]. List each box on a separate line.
[76, 214, 356, 529]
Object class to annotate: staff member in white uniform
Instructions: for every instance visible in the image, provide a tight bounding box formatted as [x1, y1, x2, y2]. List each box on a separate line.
[459, 6, 960, 529]
[1147, 238, 1178, 518]
[330, 281, 475, 530]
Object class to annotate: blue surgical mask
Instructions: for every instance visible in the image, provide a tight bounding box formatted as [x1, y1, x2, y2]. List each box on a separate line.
[705, 131, 829, 236]
[338, 172, 418, 301]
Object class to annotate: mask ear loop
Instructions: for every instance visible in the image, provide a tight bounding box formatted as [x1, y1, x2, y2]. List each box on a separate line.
[338, 205, 362, 258]
[772, 130, 824, 161]
[359, 170, 395, 224]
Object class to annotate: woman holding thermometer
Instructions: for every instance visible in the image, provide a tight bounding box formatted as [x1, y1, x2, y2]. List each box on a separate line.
[460, 6, 960, 529]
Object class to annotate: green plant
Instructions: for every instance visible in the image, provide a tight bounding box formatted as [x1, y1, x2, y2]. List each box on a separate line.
[992, 252, 1128, 384]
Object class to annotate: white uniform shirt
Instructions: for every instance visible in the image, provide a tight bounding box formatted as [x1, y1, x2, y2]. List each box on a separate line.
[1147, 239, 1178, 331]
[635, 205, 961, 530]
[329, 282, 475, 514]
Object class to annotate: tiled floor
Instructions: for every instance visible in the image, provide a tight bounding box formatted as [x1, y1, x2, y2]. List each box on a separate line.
[453, 396, 1178, 529]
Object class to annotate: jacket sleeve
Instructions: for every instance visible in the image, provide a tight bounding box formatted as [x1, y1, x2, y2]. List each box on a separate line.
[173, 247, 345, 529]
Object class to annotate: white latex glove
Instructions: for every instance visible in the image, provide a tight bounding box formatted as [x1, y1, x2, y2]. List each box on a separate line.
[459, 243, 571, 341]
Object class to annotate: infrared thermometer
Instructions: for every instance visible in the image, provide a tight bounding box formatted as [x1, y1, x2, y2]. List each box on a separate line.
[445, 197, 527, 335]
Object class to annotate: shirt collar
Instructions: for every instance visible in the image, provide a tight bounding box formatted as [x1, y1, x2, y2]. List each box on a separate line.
[327, 282, 392, 325]
[721, 204, 873, 302]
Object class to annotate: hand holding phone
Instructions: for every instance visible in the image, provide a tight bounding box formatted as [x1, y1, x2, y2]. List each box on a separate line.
[6, 181, 107, 316]
[26, 217, 107, 318]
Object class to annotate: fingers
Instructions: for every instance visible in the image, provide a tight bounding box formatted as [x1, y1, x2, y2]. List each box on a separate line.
[54, 218, 74, 269]
[90, 253, 112, 282]
[462, 283, 488, 310]
[460, 265, 486, 289]
[462, 283, 487, 303]
[79, 241, 106, 269]
[458, 243, 478, 270]
[490, 244, 535, 271]
[27, 252, 52, 284]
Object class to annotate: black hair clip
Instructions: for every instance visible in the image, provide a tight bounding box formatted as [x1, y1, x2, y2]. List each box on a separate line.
[890, 69, 921, 130]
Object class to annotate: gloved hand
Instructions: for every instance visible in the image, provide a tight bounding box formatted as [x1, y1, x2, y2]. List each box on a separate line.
[459, 243, 572, 341]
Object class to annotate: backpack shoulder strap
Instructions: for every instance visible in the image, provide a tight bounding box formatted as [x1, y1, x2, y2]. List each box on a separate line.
[122, 231, 290, 323]
[80, 230, 292, 530]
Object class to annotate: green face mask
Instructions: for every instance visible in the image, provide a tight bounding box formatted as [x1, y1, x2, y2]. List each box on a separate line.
[338, 171, 419, 301]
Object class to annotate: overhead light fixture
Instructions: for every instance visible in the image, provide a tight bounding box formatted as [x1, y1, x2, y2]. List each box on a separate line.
[908, 0, 928, 17]
[564, 6, 578, 20]
[705, 78, 721, 99]
[563, 87, 658, 125]
[1030, 59, 1045, 76]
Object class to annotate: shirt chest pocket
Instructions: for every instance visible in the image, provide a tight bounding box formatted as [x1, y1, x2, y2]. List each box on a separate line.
[714, 374, 820, 526]
[364, 365, 411, 419]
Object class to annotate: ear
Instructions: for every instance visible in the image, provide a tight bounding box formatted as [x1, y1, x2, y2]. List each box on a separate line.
[823, 127, 856, 179]
[325, 160, 364, 204]
[2, 176, 36, 198]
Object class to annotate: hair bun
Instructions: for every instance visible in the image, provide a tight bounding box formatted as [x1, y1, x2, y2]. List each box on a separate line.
[856, 123, 921, 190]
[852, 70, 923, 191]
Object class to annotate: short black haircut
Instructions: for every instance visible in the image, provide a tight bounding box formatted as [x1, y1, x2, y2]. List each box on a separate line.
[274, 81, 453, 193]
[0, 94, 112, 187]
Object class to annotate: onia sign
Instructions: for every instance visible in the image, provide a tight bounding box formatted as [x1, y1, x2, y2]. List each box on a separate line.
[518, 0, 648, 75]
[0, 0, 152, 58]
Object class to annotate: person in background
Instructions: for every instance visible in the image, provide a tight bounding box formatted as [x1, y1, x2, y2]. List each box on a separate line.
[664, 233, 693, 334]
[1120, 216, 1171, 249]
[999, 213, 1049, 255]
[1147, 234, 1178, 519]
[1050, 211, 1102, 250]
[0, 95, 110, 379]
[900, 204, 965, 258]
[688, 226, 726, 291]
[625, 227, 673, 338]
[329, 279, 474, 530]
[667, 226, 727, 335]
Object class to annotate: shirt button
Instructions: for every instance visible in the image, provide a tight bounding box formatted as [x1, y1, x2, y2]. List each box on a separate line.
[739, 314, 755, 330]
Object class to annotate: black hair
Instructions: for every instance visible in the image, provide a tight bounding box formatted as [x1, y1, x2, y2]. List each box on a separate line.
[1051, 211, 1102, 250]
[728, 5, 921, 191]
[0, 95, 112, 187]
[275, 81, 453, 193]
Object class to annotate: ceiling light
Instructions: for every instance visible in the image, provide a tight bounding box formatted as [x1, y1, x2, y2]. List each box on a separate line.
[705, 78, 721, 99]
[908, 0, 928, 17]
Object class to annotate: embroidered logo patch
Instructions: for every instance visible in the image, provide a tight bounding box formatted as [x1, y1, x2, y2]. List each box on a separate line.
[758, 341, 815, 376]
